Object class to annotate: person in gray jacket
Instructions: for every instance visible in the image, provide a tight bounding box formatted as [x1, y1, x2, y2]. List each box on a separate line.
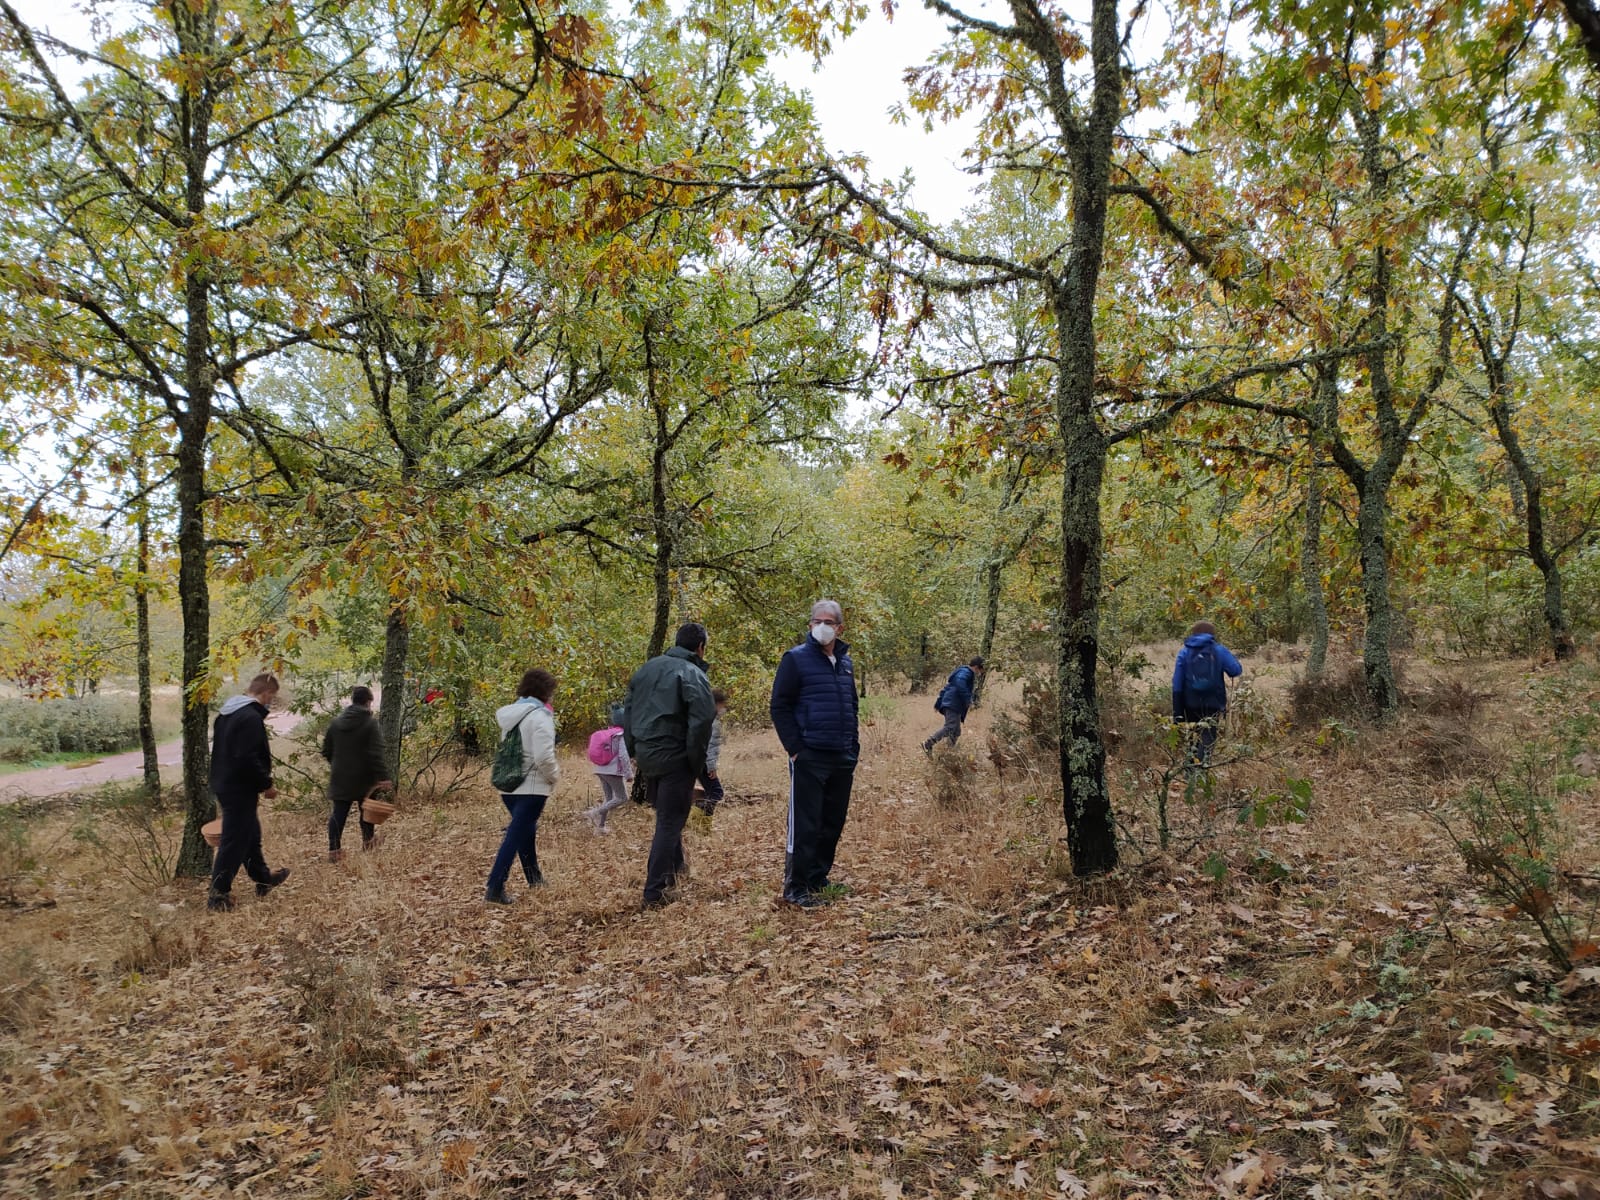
[695, 689, 729, 817]
[321, 685, 391, 861]
[623, 622, 716, 910]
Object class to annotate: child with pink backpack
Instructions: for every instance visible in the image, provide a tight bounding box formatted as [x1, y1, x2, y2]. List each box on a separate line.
[582, 703, 634, 833]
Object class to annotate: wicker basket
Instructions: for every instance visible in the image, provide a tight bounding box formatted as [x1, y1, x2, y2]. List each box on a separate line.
[201, 818, 223, 849]
[361, 793, 396, 825]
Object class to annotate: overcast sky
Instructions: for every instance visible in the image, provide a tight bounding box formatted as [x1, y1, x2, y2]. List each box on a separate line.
[769, 5, 985, 224]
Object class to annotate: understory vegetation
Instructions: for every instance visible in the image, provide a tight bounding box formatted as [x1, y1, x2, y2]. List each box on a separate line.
[1, 661, 1597, 1198]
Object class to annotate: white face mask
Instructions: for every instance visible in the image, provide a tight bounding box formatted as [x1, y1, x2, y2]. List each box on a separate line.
[811, 621, 838, 647]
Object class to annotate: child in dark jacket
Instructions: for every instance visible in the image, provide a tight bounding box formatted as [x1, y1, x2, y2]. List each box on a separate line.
[923, 657, 984, 752]
[1171, 621, 1243, 770]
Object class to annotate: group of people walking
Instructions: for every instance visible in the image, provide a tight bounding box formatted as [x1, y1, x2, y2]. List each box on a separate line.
[203, 604, 1242, 914]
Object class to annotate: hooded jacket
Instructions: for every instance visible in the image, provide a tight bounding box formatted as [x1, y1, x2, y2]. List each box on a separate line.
[1171, 633, 1243, 720]
[770, 636, 859, 759]
[210, 694, 273, 797]
[935, 665, 978, 720]
[494, 699, 560, 795]
[622, 646, 715, 777]
[321, 704, 390, 804]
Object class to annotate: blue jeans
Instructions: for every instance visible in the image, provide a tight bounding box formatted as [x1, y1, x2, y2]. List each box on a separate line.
[487, 793, 547, 891]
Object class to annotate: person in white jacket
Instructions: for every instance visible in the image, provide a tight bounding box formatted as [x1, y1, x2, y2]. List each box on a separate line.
[486, 668, 560, 905]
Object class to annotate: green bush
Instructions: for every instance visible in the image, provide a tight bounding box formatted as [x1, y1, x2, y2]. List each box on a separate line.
[0, 696, 143, 760]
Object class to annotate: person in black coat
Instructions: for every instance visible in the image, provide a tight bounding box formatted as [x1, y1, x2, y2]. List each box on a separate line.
[321, 685, 392, 862]
[207, 673, 290, 911]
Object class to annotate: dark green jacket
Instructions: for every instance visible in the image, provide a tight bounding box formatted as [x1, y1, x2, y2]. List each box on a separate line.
[622, 647, 715, 777]
[321, 705, 389, 804]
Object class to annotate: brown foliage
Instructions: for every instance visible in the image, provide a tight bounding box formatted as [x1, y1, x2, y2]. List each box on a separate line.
[0, 670, 1596, 1198]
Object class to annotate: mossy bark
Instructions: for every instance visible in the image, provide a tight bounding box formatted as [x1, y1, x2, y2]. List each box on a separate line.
[1489, 399, 1575, 660]
[134, 453, 160, 799]
[1301, 365, 1335, 680]
[1050, 0, 1121, 877]
[378, 610, 410, 782]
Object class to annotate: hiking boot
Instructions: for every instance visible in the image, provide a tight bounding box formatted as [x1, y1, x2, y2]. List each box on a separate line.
[328, 849, 346, 864]
[783, 891, 824, 910]
[484, 886, 513, 905]
[640, 894, 673, 912]
[206, 891, 235, 913]
[524, 872, 546, 889]
[362, 834, 380, 852]
[255, 868, 290, 898]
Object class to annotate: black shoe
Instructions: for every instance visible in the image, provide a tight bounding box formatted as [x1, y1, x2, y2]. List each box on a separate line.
[640, 894, 673, 912]
[206, 891, 235, 912]
[783, 891, 824, 909]
[485, 886, 513, 905]
[524, 873, 546, 888]
[255, 868, 290, 898]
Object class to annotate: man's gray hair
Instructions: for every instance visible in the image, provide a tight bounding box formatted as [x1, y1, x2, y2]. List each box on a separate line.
[811, 599, 843, 622]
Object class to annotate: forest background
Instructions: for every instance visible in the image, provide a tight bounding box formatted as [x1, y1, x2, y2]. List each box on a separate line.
[3, 2, 1600, 1197]
[3, 0, 1599, 874]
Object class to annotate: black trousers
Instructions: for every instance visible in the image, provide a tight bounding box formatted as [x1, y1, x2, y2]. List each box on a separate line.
[785, 750, 854, 898]
[211, 792, 274, 895]
[643, 768, 695, 902]
[696, 770, 725, 813]
[328, 797, 375, 851]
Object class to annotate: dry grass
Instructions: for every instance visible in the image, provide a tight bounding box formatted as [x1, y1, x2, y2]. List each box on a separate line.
[0, 663, 1597, 1198]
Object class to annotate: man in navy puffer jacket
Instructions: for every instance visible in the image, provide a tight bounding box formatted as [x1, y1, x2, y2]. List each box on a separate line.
[770, 599, 859, 908]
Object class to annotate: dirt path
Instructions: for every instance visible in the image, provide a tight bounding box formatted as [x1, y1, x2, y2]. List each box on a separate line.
[0, 711, 304, 803]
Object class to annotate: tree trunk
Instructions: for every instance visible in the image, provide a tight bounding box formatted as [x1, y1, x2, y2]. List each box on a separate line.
[172, 412, 215, 877]
[976, 467, 1027, 706]
[1354, 471, 1400, 715]
[1051, 0, 1121, 877]
[134, 452, 160, 799]
[977, 558, 1000, 705]
[1302, 366, 1335, 679]
[646, 326, 671, 660]
[1056, 403, 1115, 874]
[1489, 399, 1575, 659]
[378, 608, 410, 782]
[171, 12, 219, 877]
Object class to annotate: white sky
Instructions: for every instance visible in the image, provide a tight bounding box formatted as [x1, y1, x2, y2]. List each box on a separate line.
[768, 5, 986, 224]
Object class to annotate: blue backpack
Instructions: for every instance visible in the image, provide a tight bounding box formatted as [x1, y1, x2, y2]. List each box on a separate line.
[1181, 642, 1225, 711]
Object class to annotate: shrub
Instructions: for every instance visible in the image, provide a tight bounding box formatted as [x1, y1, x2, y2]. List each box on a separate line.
[0, 946, 48, 1033]
[1441, 747, 1596, 974]
[0, 806, 37, 905]
[284, 942, 401, 1086]
[0, 696, 143, 760]
[71, 783, 178, 890]
[1288, 662, 1397, 727]
[926, 745, 982, 810]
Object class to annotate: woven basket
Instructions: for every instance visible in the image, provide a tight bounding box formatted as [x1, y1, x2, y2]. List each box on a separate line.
[361, 794, 396, 825]
[201, 818, 222, 849]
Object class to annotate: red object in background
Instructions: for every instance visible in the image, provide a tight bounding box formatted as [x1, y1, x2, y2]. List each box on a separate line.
[423, 689, 444, 704]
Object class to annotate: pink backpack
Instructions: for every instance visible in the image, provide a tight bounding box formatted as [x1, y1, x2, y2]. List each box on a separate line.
[587, 726, 621, 766]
